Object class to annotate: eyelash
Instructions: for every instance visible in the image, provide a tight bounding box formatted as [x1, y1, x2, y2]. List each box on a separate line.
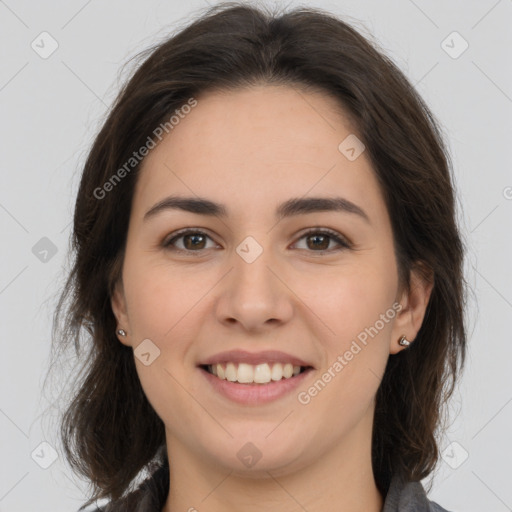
[162, 227, 352, 255]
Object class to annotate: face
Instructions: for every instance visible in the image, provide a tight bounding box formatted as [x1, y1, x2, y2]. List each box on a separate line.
[112, 85, 431, 476]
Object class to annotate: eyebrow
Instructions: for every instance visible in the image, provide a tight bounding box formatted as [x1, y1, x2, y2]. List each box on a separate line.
[143, 195, 370, 224]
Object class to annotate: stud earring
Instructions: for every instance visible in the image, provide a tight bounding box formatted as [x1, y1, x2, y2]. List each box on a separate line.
[398, 335, 411, 347]
[117, 329, 127, 337]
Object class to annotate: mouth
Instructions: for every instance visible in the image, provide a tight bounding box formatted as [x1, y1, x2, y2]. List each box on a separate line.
[199, 362, 311, 385]
[197, 350, 315, 404]
[197, 351, 315, 405]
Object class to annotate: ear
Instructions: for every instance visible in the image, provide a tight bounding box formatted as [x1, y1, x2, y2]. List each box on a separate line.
[389, 262, 434, 355]
[111, 279, 132, 347]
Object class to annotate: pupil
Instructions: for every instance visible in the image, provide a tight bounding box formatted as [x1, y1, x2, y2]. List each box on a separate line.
[185, 234, 204, 250]
[309, 234, 328, 250]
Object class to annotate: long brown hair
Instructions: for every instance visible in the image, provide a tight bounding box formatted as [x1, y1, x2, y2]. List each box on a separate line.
[52, 1, 467, 506]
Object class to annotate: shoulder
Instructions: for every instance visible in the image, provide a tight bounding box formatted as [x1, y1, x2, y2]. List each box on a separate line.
[76, 505, 104, 512]
[77, 463, 169, 512]
[383, 473, 453, 512]
[81, 468, 454, 512]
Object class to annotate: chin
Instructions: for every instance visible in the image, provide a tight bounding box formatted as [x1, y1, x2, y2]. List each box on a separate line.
[193, 432, 310, 476]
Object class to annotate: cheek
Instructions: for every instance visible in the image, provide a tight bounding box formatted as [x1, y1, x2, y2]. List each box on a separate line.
[122, 259, 202, 426]
[303, 261, 397, 399]
[121, 255, 213, 389]
[123, 256, 198, 340]
[310, 261, 397, 340]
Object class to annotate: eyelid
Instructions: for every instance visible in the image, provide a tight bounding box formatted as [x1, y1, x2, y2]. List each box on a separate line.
[295, 227, 352, 250]
[162, 227, 352, 253]
[162, 228, 220, 252]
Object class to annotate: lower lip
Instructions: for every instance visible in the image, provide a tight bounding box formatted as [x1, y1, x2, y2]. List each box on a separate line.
[199, 367, 313, 405]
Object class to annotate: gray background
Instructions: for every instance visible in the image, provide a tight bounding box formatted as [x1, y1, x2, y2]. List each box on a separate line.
[1, 0, 511, 510]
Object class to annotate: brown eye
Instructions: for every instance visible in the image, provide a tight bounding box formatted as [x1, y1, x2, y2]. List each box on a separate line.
[182, 233, 207, 250]
[293, 229, 351, 252]
[163, 228, 351, 255]
[164, 230, 216, 252]
[305, 233, 330, 250]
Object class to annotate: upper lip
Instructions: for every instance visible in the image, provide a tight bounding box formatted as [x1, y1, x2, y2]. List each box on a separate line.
[199, 350, 314, 368]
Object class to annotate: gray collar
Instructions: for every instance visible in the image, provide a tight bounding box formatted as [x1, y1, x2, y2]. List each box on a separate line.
[97, 467, 450, 512]
[383, 473, 450, 512]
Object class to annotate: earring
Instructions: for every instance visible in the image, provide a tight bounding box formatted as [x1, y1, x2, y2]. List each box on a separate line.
[117, 329, 127, 337]
[398, 335, 411, 347]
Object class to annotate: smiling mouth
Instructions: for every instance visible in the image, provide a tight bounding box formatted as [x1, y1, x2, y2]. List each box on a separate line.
[200, 362, 310, 385]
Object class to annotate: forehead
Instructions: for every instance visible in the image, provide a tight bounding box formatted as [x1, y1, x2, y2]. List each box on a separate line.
[157, 85, 357, 164]
[132, 85, 386, 224]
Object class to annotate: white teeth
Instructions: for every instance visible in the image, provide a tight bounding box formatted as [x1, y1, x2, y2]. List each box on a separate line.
[208, 362, 303, 384]
[225, 362, 237, 382]
[271, 363, 283, 381]
[254, 363, 271, 383]
[237, 363, 254, 383]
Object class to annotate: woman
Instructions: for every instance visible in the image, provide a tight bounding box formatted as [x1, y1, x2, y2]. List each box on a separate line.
[54, 3, 467, 511]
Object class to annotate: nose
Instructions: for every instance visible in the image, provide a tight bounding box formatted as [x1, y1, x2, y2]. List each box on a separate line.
[215, 242, 294, 332]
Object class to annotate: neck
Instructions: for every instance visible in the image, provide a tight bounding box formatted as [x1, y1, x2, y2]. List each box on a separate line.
[161, 408, 383, 512]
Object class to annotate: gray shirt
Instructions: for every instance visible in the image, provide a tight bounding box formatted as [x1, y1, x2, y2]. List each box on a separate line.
[88, 465, 451, 512]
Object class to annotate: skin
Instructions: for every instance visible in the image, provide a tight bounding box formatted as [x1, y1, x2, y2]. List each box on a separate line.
[111, 85, 433, 512]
